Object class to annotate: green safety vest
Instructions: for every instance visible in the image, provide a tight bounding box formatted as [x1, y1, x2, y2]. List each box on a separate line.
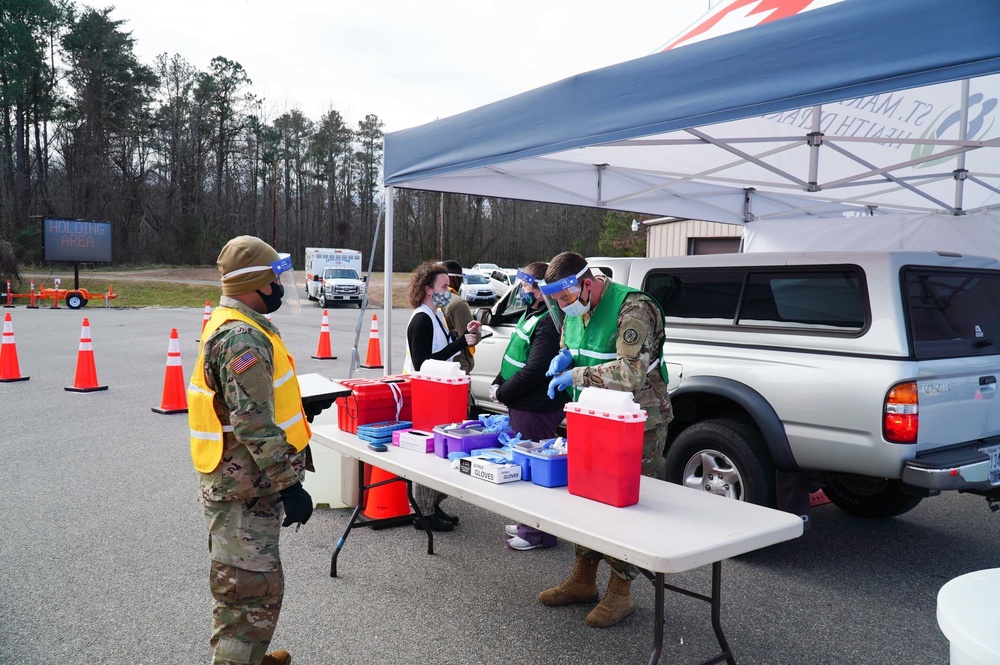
[499, 308, 549, 380]
[562, 280, 668, 400]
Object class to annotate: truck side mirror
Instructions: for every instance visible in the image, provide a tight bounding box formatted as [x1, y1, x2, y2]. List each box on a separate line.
[362, 275, 368, 283]
[475, 308, 493, 325]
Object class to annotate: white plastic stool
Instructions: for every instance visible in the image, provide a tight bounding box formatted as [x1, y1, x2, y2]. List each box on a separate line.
[937, 568, 1000, 665]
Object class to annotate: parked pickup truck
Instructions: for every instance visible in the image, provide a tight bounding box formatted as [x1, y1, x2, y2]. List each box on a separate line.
[471, 251, 1000, 519]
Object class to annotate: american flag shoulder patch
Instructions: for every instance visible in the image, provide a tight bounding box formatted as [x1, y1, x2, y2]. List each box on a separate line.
[229, 350, 259, 374]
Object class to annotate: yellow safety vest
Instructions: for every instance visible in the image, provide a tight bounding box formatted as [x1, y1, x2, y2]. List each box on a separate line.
[188, 307, 311, 473]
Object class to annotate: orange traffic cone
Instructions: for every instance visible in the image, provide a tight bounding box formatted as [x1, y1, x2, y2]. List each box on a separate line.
[197, 301, 211, 340]
[0, 313, 29, 382]
[152, 328, 188, 414]
[361, 314, 383, 369]
[362, 464, 412, 519]
[65, 317, 108, 392]
[312, 310, 337, 360]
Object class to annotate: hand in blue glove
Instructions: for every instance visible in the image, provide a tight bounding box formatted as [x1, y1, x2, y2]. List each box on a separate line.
[546, 348, 573, 377]
[547, 371, 573, 400]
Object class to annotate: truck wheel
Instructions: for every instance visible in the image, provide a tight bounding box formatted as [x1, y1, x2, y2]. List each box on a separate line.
[823, 476, 922, 519]
[666, 418, 776, 508]
[319, 295, 328, 308]
[66, 293, 85, 309]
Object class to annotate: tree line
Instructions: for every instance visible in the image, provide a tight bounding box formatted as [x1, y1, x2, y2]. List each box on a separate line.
[1, 1, 640, 276]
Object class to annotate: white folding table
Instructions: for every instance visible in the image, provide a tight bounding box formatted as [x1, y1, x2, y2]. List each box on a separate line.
[311, 420, 803, 665]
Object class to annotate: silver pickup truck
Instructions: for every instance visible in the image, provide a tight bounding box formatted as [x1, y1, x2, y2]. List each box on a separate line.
[472, 251, 1000, 519]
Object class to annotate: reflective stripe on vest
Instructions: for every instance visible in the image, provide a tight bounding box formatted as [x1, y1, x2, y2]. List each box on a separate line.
[499, 309, 547, 381]
[562, 281, 667, 400]
[188, 307, 311, 473]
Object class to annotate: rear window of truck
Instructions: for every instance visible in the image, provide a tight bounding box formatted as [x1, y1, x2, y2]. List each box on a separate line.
[645, 267, 866, 333]
[904, 267, 1000, 358]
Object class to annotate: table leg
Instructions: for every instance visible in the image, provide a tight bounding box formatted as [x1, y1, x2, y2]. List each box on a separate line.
[407, 480, 434, 555]
[647, 572, 665, 665]
[710, 562, 735, 665]
[330, 460, 368, 578]
[642, 562, 736, 665]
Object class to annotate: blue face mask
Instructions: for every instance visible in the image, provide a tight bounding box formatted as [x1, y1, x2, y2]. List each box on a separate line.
[431, 290, 452, 308]
[520, 291, 536, 308]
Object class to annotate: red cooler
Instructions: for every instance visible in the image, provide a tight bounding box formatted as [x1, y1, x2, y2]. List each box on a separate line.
[336, 376, 411, 434]
[565, 396, 648, 508]
[410, 373, 470, 431]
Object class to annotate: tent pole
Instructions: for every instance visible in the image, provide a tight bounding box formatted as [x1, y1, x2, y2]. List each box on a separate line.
[953, 79, 971, 214]
[384, 185, 394, 375]
[807, 105, 822, 192]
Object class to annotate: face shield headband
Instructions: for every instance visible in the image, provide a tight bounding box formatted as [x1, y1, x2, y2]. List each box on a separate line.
[538, 264, 590, 331]
[221, 254, 293, 281]
[222, 253, 299, 316]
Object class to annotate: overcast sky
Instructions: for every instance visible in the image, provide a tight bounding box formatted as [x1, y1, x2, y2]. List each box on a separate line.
[87, 0, 710, 133]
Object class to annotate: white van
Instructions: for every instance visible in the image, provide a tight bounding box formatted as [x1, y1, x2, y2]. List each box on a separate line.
[303, 248, 365, 307]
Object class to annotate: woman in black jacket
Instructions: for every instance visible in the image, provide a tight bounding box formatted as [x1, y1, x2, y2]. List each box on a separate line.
[490, 261, 569, 550]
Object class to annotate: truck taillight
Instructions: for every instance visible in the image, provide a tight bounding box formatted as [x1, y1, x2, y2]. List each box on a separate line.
[884, 381, 918, 443]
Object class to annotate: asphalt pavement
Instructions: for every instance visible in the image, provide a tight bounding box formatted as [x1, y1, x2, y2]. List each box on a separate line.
[1, 303, 997, 665]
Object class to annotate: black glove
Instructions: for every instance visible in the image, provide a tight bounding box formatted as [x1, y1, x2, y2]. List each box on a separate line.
[279, 482, 313, 527]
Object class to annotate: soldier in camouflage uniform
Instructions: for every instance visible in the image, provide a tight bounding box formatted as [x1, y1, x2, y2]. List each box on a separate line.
[537, 251, 673, 628]
[188, 236, 314, 665]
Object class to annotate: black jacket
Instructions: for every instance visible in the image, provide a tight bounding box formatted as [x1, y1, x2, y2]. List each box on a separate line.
[492, 308, 569, 413]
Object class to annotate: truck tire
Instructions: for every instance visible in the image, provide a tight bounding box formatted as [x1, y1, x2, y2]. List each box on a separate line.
[823, 476, 922, 519]
[66, 293, 84, 309]
[319, 294, 328, 308]
[666, 418, 776, 508]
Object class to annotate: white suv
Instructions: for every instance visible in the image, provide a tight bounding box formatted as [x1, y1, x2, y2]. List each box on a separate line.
[472, 251, 1000, 519]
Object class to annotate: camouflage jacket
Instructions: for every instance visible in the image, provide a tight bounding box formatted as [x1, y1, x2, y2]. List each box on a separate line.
[568, 281, 673, 431]
[197, 297, 305, 503]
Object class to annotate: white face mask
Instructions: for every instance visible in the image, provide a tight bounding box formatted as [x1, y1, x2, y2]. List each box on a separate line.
[559, 281, 590, 318]
[560, 298, 590, 318]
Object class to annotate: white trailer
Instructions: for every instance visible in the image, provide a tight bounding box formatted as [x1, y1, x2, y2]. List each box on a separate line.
[304, 248, 365, 307]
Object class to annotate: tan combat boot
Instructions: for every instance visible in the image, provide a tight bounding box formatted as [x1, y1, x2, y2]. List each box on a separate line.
[584, 573, 634, 628]
[261, 650, 291, 665]
[537, 556, 600, 606]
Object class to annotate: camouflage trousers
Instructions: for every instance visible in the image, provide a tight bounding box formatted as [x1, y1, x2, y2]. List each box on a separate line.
[203, 493, 285, 665]
[575, 422, 667, 581]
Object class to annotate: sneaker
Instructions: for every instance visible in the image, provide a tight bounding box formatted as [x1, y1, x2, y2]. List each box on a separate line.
[506, 536, 542, 551]
[504, 524, 519, 537]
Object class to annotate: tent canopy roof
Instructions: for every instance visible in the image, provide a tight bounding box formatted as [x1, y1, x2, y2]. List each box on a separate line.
[384, 0, 1000, 222]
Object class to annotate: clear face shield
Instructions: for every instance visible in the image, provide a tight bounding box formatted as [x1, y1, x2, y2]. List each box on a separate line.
[514, 269, 540, 312]
[269, 253, 301, 316]
[538, 264, 590, 333]
[224, 253, 301, 317]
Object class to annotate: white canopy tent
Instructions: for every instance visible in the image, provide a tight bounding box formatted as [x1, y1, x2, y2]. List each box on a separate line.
[378, 0, 1000, 371]
[742, 211, 1000, 258]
